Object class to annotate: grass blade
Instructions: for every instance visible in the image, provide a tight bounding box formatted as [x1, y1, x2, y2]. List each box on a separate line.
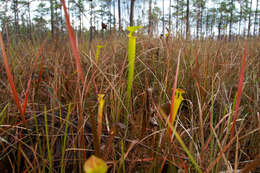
[44, 106, 53, 172]
[230, 43, 247, 139]
[22, 38, 48, 117]
[0, 104, 8, 125]
[61, 103, 72, 173]
[32, 112, 45, 172]
[0, 32, 23, 122]
[160, 107, 202, 173]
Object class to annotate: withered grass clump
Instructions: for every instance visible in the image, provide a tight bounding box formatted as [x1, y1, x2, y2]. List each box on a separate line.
[0, 34, 260, 172]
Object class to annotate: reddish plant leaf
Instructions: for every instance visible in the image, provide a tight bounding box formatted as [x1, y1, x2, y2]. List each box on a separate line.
[22, 38, 48, 117]
[169, 50, 181, 133]
[0, 32, 24, 122]
[61, 0, 84, 85]
[230, 43, 247, 139]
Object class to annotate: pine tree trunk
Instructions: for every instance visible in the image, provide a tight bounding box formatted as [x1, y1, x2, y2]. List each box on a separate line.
[50, 0, 54, 37]
[129, 0, 135, 26]
[162, 0, 165, 35]
[259, 17, 260, 36]
[205, 12, 209, 37]
[13, 0, 19, 35]
[27, 0, 32, 39]
[118, 0, 121, 31]
[259, 10, 260, 35]
[182, 10, 185, 35]
[186, 0, 190, 38]
[210, 12, 214, 36]
[90, 2, 93, 42]
[169, 0, 172, 33]
[109, 2, 112, 32]
[218, 14, 222, 39]
[113, 0, 116, 29]
[176, 0, 179, 32]
[229, 0, 234, 40]
[254, 0, 259, 35]
[239, 0, 242, 35]
[247, 0, 253, 37]
[79, 12, 82, 34]
[148, 0, 152, 35]
[199, 0, 203, 37]
[196, 10, 199, 38]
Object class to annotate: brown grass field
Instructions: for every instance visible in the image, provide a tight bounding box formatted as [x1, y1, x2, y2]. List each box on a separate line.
[0, 31, 260, 172]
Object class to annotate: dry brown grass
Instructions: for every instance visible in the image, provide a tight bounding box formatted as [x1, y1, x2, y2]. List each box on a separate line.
[0, 34, 259, 172]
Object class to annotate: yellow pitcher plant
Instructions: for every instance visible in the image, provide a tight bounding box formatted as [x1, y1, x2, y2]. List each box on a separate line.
[97, 94, 105, 143]
[95, 45, 103, 64]
[170, 88, 185, 126]
[126, 26, 142, 122]
[84, 155, 108, 173]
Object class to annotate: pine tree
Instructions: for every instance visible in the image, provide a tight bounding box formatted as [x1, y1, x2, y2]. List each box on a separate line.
[229, 0, 235, 39]
[192, 0, 206, 38]
[148, 0, 152, 35]
[186, 0, 190, 38]
[118, 0, 121, 30]
[129, 0, 135, 26]
[247, 0, 253, 37]
[253, 0, 259, 35]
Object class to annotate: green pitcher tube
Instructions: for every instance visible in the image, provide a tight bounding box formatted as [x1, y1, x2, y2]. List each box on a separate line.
[126, 35, 136, 107]
[126, 26, 142, 123]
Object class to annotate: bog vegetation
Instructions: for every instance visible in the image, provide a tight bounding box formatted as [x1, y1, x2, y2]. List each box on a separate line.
[0, 0, 260, 173]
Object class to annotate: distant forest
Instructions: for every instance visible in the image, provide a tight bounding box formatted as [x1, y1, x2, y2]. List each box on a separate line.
[0, 0, 259, 39]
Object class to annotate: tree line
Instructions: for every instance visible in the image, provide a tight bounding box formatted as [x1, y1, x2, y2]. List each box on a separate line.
[0, 0, 259, 39]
